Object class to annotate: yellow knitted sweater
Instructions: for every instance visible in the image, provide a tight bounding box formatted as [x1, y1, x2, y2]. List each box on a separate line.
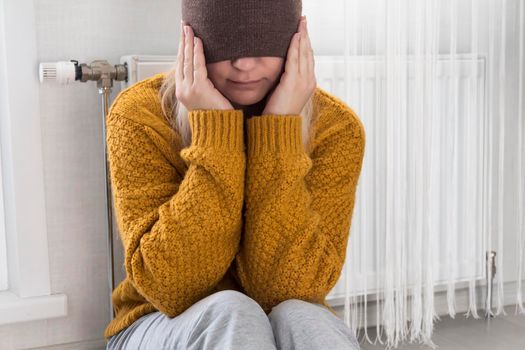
[103, 72, 366, 340]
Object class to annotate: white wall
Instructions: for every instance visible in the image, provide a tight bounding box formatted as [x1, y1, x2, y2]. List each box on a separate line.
[0, 0, 523, 349]
[0, 1, 182, 349]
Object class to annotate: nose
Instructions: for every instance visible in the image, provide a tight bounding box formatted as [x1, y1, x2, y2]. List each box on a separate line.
[231, 57, 259, 69]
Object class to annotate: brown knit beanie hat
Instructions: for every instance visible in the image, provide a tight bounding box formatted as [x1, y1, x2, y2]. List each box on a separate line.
[181, 0, 303, 64]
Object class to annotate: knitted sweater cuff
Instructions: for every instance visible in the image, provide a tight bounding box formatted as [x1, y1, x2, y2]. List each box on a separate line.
[246, 114, 303, 156]
[188, 109, 244, 152]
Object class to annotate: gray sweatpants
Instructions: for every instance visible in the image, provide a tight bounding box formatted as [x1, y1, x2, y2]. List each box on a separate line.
[106, 290, 361, 350]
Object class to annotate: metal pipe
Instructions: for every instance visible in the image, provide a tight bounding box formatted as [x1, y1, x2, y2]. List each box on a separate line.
[485, 250, 496, 319]
[39, 59, 127, 322]
[99, 85, 116, 321]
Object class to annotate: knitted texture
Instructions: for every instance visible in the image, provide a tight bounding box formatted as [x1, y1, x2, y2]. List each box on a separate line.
[103, 72, 366, 340]
[182, 0, 302, 63]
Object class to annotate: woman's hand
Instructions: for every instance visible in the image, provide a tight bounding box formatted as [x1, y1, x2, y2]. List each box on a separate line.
[262, 15, 317, 116]
[175, 20, 234, 111]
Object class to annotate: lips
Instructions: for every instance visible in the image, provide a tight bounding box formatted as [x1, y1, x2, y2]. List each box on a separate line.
[230, 79, 261, 84]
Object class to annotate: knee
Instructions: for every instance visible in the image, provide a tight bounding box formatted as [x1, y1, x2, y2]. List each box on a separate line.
[205, 290, 265, 315]
[184, 291, 276, 348]
[268, 299, 323, 323]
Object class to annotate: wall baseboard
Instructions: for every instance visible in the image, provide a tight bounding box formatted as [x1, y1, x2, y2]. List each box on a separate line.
[20, 338, 106, 350]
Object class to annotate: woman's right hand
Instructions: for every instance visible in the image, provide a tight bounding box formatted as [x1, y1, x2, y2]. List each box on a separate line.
[175, 20, 234, 111]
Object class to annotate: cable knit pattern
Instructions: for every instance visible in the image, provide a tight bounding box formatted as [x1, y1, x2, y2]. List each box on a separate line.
[103, 72, 366, 340]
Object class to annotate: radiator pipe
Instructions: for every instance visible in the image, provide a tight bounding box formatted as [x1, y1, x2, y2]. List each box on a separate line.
[485, 250, 496, 319]
[39, 60, 128, 322]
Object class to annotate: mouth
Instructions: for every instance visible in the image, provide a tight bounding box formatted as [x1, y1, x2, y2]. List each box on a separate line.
[229, 79, 262, 87]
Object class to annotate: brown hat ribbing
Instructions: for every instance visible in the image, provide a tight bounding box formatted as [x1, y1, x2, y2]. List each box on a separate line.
[182, 0, 302, 64]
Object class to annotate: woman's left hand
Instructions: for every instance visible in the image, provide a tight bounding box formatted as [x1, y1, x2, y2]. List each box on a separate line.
[262, 15, 317, 116]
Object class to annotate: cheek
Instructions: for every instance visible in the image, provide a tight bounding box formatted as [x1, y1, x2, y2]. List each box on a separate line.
[206, 71, 223, 86]
[271, 70, 284, 85]
[207, 65, 231, 85]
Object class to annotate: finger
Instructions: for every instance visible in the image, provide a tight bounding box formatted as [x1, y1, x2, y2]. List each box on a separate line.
[176, 20, 185, 82]
[183, 25, 194, 85]
[284, 32, 300, 77]
[299, 19, 307, 76]
[193, 37, 207, 82]
[304, 18, 314, 77]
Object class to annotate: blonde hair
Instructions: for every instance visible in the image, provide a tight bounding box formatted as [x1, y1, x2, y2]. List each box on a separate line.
[158, 68, 318, 155]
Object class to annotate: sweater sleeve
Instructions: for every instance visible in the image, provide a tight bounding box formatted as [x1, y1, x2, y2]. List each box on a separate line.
[106, 109, 246, 317]
[234, 111, 365, 313]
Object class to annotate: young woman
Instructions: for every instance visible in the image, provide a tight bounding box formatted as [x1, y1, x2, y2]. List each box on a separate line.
[104, 1, 365, 349]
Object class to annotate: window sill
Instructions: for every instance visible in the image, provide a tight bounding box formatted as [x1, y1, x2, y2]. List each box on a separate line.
[0, 290, 67, 325]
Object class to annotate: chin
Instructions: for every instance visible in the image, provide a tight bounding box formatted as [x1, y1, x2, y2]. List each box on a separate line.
[226, 89, 266, 106]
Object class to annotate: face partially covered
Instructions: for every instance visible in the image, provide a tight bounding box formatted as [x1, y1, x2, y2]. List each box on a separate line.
[182, 0, 301, 111]
[206, 56, 285, 109]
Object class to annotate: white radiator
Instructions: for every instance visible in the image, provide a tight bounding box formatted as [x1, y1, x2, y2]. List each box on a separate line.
[316, 55, 487, 304]
[120, 55, 177, 90]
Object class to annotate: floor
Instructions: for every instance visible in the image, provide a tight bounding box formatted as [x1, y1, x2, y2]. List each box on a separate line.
[360, 306, 525, 349]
